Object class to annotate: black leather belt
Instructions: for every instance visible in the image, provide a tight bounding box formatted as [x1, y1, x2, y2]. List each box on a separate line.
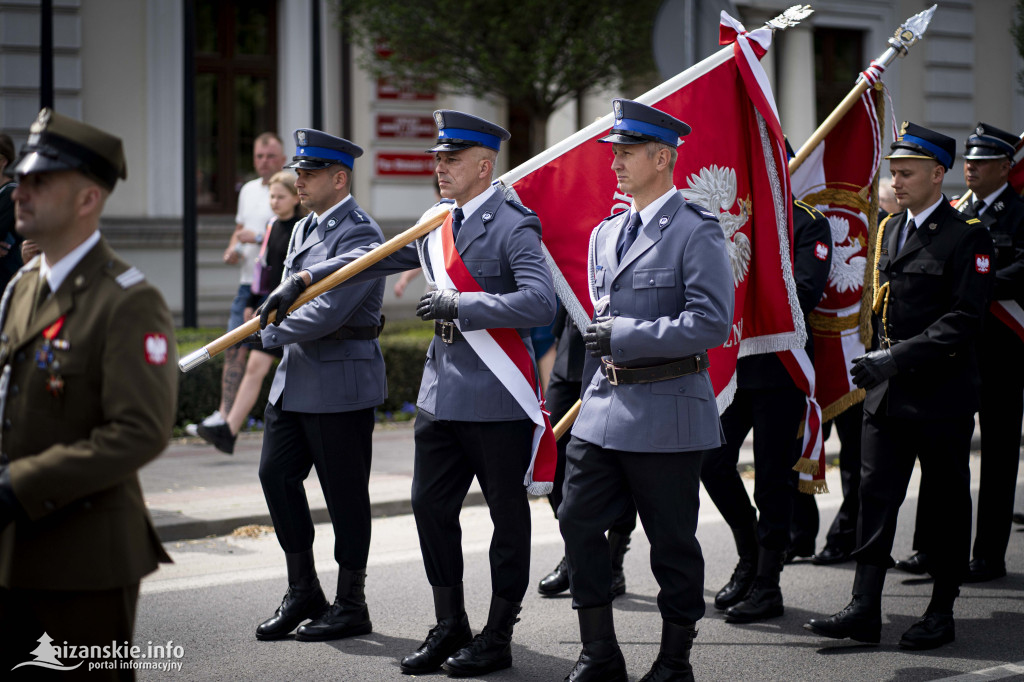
[601, 352, 710, 385]
[434, 321, 530, 345]
[322, 316, 385, 341]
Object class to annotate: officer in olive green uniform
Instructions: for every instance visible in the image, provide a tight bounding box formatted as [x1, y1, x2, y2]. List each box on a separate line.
[0, 109, 177, 679]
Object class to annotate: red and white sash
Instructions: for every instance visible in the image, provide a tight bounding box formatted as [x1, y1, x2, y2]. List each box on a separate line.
[778, 348, 827, 494]
[426, 212, 557, 495]
[992, 300, 1024, 342]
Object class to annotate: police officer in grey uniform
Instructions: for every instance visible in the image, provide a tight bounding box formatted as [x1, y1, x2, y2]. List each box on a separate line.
[558, 99, 734, 682]
[259, 111, 557, 676]
[805, 123, 994, 651]
[252, 130, 387, 643]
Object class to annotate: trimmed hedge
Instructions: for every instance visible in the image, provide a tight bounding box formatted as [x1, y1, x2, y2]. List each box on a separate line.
[175, 320, 433, 428]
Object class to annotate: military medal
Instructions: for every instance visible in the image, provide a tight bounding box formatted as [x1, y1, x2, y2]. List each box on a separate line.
[46, 373, 64, 397]
[39, 316, 66, 395]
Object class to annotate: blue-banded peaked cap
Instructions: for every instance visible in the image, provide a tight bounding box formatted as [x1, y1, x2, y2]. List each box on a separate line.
[598, 99, 690, 146]
[285, 129, 363, 171]
[885, 121, 955, 170]
[14, 108, 127, 190]
[427, 110, 510, 153]
[964, 122, 1018, 161]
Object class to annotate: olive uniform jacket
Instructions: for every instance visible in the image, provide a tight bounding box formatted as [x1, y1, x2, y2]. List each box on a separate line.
[867, 199, 994, 419]
[572, 192, 734, 453]
[0, 237, 176, 591]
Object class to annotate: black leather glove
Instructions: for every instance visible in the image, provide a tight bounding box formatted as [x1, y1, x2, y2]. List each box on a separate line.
[238, 331, 263, 351]
[0, 467, 19, 532]
[583, 316, 615, 358]
[850, 348, 898, 390]
[259, 273, 308, 329]
[416, 289, 460, 321]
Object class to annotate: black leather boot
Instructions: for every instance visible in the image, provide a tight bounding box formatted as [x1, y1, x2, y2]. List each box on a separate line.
[255, 550, 329, 640]
[724, 548, 784, 623]
[639, 620, 696, 682]
[714, 520, 758, 610]
[564, 605, 627, 682]
[400, 584, 472, 675]
[442, 594, 521, 677]
[538, 556, 570, 596]
[803, 563, 885, 644]
[295, 568, 372, 641]
[609, 531, 631, 598]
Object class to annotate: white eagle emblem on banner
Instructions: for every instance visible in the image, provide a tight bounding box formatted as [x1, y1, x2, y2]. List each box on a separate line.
[681, 165, 751, 286]
[827, 215, 866, 293]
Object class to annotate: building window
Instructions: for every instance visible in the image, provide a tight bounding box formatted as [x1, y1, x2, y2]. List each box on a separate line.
[813, 27, 864, 125]
[194, 0, 277, 213]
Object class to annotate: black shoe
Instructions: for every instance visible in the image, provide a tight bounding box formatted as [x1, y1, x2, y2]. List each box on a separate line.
[295, 569, 372, 641]
[196, 422, 236, 455]
[401, 615, 472, 674]
[811, 546, 851, 566]
[898, 612, 954, 650]
[442, 595, 520, 677]
[1013, 512, 1024, 525]
[785, 544, 815, 564]
[803, 595, 881, 644]
[724, 578, 783, 623]
[638, 621, 696, 682]
[255, 550, 328, 641]
[566, 606, 628, 682]
[714, 559, 755, 610]
[894, 552, 930, 575]
[964, 558, 1006, 583]
[539, 557, 570, 596]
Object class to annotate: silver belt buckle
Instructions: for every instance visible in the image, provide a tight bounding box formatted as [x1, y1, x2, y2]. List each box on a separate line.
[439, 321, 456, 344]
[602, 359, 619, 386]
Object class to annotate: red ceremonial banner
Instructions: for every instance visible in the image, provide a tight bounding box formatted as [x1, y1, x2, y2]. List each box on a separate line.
[504, 15, 802, 411]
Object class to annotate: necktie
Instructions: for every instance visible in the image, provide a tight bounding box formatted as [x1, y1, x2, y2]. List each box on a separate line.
[304, 216, 318, 241]
[451, 208, 464, 241]
[31, 278, 50, 321]
[617, 212, 642, 260]
[900, 218, 917, 254]
[973, 198, 985, 216]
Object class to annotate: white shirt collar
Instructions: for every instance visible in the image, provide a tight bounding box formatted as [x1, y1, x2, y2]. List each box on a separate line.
[39, 231, 101, 294]
[907, 194, 945, 228]
[977, 183, 1008, 213]
[454, 184, 496, 222]
[632, 186, 679, 227]
[312, 194, 353, 224]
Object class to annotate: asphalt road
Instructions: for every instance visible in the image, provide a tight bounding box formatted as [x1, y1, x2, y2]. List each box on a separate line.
[131, 458, 1024, 682]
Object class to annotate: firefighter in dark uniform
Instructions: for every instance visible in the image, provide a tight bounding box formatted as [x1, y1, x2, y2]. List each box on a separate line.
[895, 123, 1024, 583]
[558, 99, 734, 681]
[700, 197, 831, 624]
[536, 307, 638, 600]
[253, 130, 387, 643]
[0, 109, 177, 679]
[806, 122, 994, 650]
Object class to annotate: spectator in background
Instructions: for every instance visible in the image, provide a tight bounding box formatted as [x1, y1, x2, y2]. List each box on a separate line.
[196, 170, 304, 454]
[878, 176, 899, 215]
[188, 132, 285, 437]
[0, 134, 23, 290]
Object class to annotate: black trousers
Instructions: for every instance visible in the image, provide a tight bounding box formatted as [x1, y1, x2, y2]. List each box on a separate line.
[411, 412, 534, 603]
[545, 375, 637, 535]
[855, 403, 973, 584]
[791, 402, 863, 553]
[559, 437, 705, 626]
[259, 401, 375, 570]
[700, 386, 805, 551]
[0, 584, 139, 681]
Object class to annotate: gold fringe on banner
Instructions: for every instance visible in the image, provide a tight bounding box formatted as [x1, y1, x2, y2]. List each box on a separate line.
[799, 478, 830, 495]
[792, 457, 819, 475]
[820, 388, 866, 423]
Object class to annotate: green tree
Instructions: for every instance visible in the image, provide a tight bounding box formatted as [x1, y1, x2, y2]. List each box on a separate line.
[334, 0, 661, 165]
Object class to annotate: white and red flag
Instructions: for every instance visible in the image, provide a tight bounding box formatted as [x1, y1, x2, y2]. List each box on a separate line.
[503, 11, 804, 415]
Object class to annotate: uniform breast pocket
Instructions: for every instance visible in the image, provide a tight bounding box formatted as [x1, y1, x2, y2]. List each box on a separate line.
[632, 268, 678, 319]
[464, 259, 503, 290]
[318, 341, 380, 405]
[905, 258, 945, 278]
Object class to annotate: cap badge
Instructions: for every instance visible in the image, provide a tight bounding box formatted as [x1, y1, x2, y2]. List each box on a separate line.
[434, 111, 445, 128]
[297, 131, 307, 145]
[899, 121, 909, 137]
[976, 125, 985, 136]
[30, 109, 51, 134]
[613, 100, 623, 118]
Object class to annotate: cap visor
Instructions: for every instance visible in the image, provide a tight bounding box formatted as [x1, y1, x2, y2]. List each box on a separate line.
[964, 148, 1008, 160]
[884, 149, 939, 162]
[284, 158, 336, 170]
[426, 142, 475, 153]
[597, 133, 647, 145]
[13, 151, 76, 177]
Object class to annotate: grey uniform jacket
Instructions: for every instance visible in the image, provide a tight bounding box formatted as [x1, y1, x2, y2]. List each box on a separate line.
[262, 197, 387, 414]
[304, 186, 557, 422]
[571, 192, 734, 452]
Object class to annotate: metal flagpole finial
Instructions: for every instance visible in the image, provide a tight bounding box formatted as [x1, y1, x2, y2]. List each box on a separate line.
[764, 5, 814, 31]
[889, 4, 937, 55]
